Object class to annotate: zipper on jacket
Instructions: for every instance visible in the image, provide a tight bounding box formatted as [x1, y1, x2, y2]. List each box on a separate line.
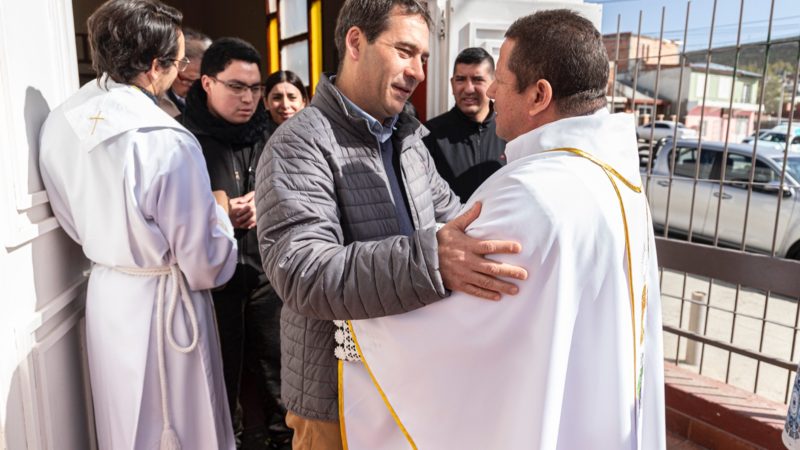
[229, 148, 246, 266]
[397, 140, 421, 230]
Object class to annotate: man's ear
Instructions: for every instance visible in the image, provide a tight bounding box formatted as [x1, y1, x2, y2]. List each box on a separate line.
[146, 58, 163, 82]
[527, 79, 553, 118]
[201, 74, 213, 94]
[345, 26, 364, 61]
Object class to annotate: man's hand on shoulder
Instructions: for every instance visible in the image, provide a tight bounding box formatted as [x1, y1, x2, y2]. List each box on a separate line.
[437, 202, 528, 301]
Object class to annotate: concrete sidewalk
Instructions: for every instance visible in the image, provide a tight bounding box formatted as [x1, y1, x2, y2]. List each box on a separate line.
[660, 268, 798, 405]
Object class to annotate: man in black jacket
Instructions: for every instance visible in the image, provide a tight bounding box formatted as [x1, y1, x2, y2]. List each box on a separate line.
[424, 47, 506, 201]
[180, 37, 288, 450]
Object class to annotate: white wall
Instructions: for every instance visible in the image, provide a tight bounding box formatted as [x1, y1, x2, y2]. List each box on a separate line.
[427, 0, 602, 118]
[0, 0, 94, 448]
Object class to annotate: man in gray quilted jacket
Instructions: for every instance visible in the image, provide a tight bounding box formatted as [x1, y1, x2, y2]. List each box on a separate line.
[255, 1, 528, 448]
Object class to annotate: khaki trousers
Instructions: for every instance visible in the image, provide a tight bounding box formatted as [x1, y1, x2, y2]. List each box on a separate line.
[286, 411, 344, 450]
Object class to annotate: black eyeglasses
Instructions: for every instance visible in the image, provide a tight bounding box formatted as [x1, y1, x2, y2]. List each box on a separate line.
[162, 57, 190, 72]
[209, 76, 264, 97]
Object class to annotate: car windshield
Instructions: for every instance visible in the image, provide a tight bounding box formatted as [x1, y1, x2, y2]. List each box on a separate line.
[773, 156, 800, 182]
[676, 123, 685, 128]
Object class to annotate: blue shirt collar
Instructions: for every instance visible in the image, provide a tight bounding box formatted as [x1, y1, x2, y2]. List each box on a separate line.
[339, 92, 398, 144]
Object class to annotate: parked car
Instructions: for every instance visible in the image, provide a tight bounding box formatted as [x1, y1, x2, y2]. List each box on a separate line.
[772, 123, 800, 136]
[742, 129, 771, 141]
[742, 130, 800, 152]
[636, 120, 698, 142]
[642, 139, 800, 259]
[638, 137, 671, 169]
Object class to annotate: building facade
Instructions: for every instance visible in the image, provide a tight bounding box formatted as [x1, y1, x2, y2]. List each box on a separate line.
[636, 63, 761, 143]
[603, 32, 681, 73]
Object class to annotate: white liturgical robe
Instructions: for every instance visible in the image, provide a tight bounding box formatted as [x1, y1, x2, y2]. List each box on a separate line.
[341, 110, 666, 449]
[39, 76, 238, 450]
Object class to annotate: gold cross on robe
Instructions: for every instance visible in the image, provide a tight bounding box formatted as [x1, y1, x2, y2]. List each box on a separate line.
[89, 112, 105, 135]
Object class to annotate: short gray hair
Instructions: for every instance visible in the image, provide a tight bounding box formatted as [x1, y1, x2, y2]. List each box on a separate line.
[183, 28, 211, 61]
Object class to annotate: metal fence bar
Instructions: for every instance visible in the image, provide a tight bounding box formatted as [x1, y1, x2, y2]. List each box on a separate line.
[610, 15, 621, 114]
[754, 290, 773, 393]
[687, 0, 718, 244]
[663, 3, 695, 370]
[656, 237, 800, 298]
[786, 299, 800, 403]
[663, 325, 796, 371]
[711, 0, 746, 247]
[661, 291, 796, 330]
[662, 1, 692, 238]
[739, 0, 777, 253]
[644, 7, 667, 199]
[675, 270, 691, 366]
[630, 11, 643, 109]
[712, 1, 747, 385]
[698, 279, 716, 375]
[724, 285, 743, 384]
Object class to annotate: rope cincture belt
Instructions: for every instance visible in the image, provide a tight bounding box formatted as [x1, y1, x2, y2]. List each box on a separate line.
[101, 264, 199, 450]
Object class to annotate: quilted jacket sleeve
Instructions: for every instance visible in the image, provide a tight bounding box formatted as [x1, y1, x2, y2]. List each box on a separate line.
[255, 127, 449, 321]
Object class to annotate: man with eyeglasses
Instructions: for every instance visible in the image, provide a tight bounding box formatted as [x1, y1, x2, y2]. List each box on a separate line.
[160, 28, 211, 116]
[180, 36, 291, 449]
[38, 0, 238, 449]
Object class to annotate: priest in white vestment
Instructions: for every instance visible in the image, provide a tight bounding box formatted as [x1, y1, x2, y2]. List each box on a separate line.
[340, 10, 666, 450]
[38, 1, 237, 449]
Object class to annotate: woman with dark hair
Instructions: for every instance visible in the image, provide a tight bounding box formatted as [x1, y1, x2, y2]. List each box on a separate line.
[263, 70, 308, 126]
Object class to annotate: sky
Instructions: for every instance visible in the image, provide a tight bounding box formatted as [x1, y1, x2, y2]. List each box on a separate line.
[588, 0, 800, 51]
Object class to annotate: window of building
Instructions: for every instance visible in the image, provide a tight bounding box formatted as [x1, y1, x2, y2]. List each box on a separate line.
[742, 82, 753, 103]
[718, 76, 732, 100]
[695, 73, 706, 98]
[267, 0, 323, 94]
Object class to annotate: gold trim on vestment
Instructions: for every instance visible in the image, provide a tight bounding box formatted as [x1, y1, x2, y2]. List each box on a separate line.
[338, 359, 349, 450]
[346, 321, 418, 449]
[543, 147, 646, 399]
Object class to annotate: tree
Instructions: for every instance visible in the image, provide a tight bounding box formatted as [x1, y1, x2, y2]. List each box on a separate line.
[744, 60, 797, 116]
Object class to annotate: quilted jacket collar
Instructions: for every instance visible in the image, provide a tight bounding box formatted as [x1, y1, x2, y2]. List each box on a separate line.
[312, 73, 428, 151]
